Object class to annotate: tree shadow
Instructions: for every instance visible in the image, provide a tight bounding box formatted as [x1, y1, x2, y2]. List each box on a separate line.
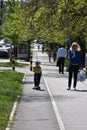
[22, 94, 51, 103]
[43, 72, 68, 79]
[76, 89, 87, 92]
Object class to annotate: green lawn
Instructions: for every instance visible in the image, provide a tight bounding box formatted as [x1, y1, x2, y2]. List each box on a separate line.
[0, 70, 24, 130]
[0, 61, 28, 67]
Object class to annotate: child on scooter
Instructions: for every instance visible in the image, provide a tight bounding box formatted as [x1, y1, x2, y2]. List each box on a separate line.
[33, 60, 42, 90]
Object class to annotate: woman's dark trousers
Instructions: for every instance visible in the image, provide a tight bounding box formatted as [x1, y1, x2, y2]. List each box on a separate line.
[68, 65, 79, 88]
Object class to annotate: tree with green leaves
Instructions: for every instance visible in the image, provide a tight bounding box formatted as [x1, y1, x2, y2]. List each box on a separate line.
[2, 0, 87, 46]
[2, 1, 27, 43]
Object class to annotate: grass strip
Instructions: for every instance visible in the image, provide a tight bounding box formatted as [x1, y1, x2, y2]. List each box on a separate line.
[0, 61, 28, 67]
[0, 69, 24, 130]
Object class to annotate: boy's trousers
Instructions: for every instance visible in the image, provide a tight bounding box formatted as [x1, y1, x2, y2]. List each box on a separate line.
[34, 73, 41, 86]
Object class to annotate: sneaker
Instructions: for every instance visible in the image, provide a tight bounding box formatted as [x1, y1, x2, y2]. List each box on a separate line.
[32, 86, 37, 89]
[73, 88, 76, 91]
[67, 87, 70, 90]
[32, 87, 36, 89]
[36, 86, 41, 90]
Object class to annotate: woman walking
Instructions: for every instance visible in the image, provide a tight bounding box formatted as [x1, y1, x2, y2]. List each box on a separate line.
[67, 42, 82, 90]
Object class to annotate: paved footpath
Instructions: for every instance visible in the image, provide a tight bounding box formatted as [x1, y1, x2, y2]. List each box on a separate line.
[11, 45, 60, 130]
[11, 44, 87, 130]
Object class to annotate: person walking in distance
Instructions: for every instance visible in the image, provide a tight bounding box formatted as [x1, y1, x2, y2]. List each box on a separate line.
[57, 45, 67, 74]
[53, 47, 57, 62]
[42, 45, 44, 53]
[48, 49, 52, 62]
[33, 60, 42, 90]
[67, 42, 82, 90]
[38, 44, 40, 51]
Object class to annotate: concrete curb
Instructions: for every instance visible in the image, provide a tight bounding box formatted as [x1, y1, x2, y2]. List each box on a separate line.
[5, 71, 26, 130]
[5, 102, 18, 130]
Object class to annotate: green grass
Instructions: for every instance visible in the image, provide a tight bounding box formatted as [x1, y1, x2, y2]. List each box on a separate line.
[0, 61, 28, 67]
[0, 70, 24, 130]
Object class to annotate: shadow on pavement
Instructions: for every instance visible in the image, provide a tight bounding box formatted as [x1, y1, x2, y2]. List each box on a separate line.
[22, 94, 51, 103]
[21, 94, 76, 103]
[23, 81, 34, 84]
[76, 89, 87, 92]
[33, 88, 45, 91]
[43, 73, 68, 79]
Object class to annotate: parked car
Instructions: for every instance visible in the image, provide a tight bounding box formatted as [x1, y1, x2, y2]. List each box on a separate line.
[0, 48, 9, 58]
[0, 39, 13, 58]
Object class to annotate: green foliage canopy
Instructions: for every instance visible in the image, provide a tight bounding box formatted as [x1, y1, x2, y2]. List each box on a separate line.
[2, 0, 87, 45]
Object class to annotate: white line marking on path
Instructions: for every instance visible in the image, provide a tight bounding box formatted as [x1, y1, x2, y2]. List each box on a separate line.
[43, 76, 66, 130]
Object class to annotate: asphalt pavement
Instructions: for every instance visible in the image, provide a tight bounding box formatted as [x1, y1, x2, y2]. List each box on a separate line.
[9, 44, 87, 130]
